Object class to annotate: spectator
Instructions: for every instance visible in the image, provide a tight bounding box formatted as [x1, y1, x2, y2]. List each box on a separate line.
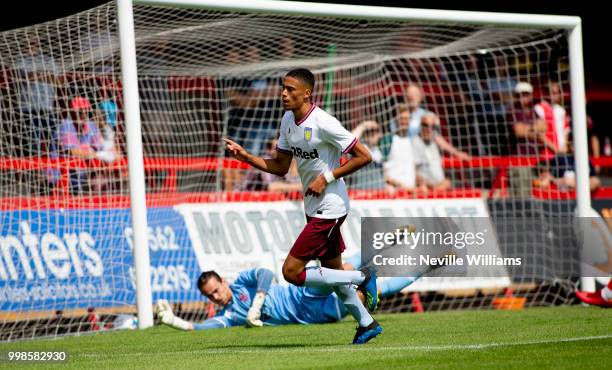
[95, 83, 126, 192]
[534, 81, 570, 156]
[278, 36, 296, 60]
[15, 34, 61, 156]
[382, 106, 417, 191]
[404, 83, 429, 137]
[535, 133, 601, 192]
[347, 120, 387, 190]
[57, 97, 106, 193]
[226, 46, 276, 155]
[481, 56, 518, 156]
[403, 83, 471, 160]
[412, 113, 451, 191]
[587, 114, 601, 174]
[507, 81, 552, 197]
[457, 55, 490, 115]
[95, 83, 121, 164]
[237, 138, 301, 193]
[487, 55, 517, 120]
[509, 81, 556, 157]
[224, 46, 274, 190]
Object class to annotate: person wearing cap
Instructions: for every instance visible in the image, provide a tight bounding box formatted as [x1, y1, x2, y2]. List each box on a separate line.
[56, 96, 105, 193]
[509, 82, 555, 154]
[507, 81, 556, 197]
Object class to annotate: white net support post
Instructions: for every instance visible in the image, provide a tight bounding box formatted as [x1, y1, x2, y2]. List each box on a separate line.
[117, 0, 153, 329]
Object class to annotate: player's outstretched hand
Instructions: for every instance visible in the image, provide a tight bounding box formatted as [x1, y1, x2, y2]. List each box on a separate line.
[305, 174, 327, 197]
[246, 317, 264, 327]
[155, 299, 175, 325]
[223, 138, 249, 162]
[156, 299, 194, 330]
[246, 292, 266, 328]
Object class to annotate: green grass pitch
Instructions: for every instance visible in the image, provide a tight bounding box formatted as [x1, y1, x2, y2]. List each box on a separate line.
[2, 306, 611, 369]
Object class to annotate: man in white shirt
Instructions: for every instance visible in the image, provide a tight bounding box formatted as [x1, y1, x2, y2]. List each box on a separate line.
[412, 113, 451, 191]
[224, 68, 381, 344]
[383, 106, 417, 190]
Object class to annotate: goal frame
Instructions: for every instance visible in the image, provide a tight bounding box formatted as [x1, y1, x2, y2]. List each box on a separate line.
[116, 0, 591, 328]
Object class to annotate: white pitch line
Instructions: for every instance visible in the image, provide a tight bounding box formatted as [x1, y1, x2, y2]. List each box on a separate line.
[78, 334, 612, 358]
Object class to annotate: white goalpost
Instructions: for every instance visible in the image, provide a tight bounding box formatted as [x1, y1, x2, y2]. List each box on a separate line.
[118, 0, 153, 330]
[127, 0, 588, 207]
[124, 0, 592, 313]
[0, 0, 597, 341]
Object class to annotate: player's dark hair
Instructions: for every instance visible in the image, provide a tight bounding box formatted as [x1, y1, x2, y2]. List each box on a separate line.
[285, 68, 315, 91]
[197, 270, 222, 292]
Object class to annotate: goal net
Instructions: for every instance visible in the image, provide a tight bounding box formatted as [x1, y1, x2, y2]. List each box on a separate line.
[0, 1, 594, 340]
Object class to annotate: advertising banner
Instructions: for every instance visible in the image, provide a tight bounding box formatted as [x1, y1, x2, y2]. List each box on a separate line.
[0, 207, 199, 312]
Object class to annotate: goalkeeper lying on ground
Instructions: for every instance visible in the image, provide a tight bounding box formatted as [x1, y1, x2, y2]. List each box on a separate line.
[156, 254, 424, 330]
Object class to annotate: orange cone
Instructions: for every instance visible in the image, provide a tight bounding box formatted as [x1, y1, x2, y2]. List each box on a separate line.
[411, 292, 424, 313]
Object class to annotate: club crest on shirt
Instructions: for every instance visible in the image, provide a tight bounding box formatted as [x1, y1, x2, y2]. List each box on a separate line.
[304, 127, 312, 141]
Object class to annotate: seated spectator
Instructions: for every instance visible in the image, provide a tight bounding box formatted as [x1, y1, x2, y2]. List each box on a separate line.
[95, 83, 121, 164]
[57, 97, 106, 193]
[15, 34, 60, 157]
[382, 106, 417, 191]
[95, 84, 126, 192]
[226, 46, 275, 156]
[346, 120, 387, 190]
[507, 81, 552, 197]
[534, 81, 569, 156]
[405, 83, 429, 137]
[237, 138, 301, 193]
[278, 36, 295, 60]
[487, 55, 517, 120]
[535, 133, 601, 192]
[402, 83, 471, 161]
[412, 113, 451, 191]
[509, 82, 556, 157]
[587, 113, 601, 174]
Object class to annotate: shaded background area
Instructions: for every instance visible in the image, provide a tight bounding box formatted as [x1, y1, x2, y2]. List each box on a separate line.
[0, 0, 608, 140]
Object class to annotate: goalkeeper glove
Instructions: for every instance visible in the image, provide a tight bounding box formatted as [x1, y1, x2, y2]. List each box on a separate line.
[155, 299, 194, 331]
[246, 292, 266, 328]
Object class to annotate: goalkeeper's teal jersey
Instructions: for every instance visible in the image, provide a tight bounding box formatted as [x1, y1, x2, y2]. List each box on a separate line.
[261, 284, 344, 326]
[195, 269, 346, 330]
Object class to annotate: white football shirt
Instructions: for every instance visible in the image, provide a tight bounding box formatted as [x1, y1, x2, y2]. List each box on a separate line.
[383, 134, 416, 188]
[276, 105, 357, 219]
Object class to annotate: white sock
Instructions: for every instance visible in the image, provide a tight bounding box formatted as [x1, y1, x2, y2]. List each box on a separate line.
[601, 286, 612, 300]
[333, 284, 373, 327]
[304, 266, 365, 287]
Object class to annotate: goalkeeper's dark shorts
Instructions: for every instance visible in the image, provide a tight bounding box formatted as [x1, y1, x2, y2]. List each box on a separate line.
[289, 215, 347, 261]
